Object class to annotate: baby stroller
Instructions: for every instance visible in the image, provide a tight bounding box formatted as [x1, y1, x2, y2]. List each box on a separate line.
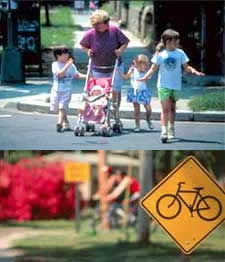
[74, 58, 122, 137]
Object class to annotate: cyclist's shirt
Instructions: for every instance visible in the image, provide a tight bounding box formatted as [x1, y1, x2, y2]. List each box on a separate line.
[129, 177, 140, 194]
[113, 177, 140, 203]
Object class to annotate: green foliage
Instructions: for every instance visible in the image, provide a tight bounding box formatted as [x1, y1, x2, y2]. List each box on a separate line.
[101, 2, 114, 17]
[6, 151, 36, 164]
[188, 91, 225, 111]
[40, 7, 75, 48]
[130, 1, 149, 8]
[154, 151, 216, 177]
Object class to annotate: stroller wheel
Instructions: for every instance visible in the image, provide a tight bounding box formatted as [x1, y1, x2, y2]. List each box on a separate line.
[118, 121, 123, 132]
[117, 124, 123, 133]
[90, 124, 95, 132]
[106, 127, 112, 137]
[86, 124, 95, 132]
[74, 127, 80, 136]
[86, 124, 90, 132]
[80, 126, 85, 136]
[112, 123, 117, 132]
[113, 123, 122, 133]
[101, 127, 107, 136]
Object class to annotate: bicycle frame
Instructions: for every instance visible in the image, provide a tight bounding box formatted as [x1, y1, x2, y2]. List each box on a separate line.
[170, 183, 210, 215]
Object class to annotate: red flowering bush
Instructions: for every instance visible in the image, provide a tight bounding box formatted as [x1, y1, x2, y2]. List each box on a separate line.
[0, 158, 83, 221]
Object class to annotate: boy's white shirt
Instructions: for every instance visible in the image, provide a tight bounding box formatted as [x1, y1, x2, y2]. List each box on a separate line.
[52, 61, 78, 92]
[151, 48, 189, 90]
[130, 67, 147, 91]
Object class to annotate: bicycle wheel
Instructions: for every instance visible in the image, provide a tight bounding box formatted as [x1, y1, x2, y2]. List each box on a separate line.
[197, 196, 222, 221]
[156, 194, 181, 219]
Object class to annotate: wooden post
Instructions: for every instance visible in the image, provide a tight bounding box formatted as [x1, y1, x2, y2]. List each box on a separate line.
[123, 151, 133, 240]
[98, 150, 109, 230]
[75, 183, 80, 233]
[178, 253, 192, 262]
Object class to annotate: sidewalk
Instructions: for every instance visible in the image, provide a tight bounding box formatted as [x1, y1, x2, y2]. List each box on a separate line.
[0, 13, 224, 122]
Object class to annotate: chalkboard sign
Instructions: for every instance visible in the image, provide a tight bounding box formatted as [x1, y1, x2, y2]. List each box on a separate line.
[16, 8, 40, 54]
[15, 2, 41, 73]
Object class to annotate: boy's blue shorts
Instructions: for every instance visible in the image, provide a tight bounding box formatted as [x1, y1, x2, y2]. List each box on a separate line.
[92, 63, 124, 92]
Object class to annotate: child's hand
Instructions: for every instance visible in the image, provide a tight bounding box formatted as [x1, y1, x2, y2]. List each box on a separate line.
[196, 71, 205, 77]
[67, 58, 73, 65]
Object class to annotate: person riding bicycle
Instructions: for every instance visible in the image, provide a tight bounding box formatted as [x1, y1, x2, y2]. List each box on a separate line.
[106, 170, 140, 227]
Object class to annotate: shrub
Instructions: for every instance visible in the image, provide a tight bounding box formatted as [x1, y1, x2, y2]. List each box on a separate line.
[188, 91, 225, 111]
[0, 158, 83, 221]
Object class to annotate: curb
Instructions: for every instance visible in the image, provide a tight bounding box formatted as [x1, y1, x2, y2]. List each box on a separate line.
[3, 102, 225, 122]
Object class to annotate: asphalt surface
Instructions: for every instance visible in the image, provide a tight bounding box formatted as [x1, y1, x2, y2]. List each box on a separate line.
[0, 109, 224, 150]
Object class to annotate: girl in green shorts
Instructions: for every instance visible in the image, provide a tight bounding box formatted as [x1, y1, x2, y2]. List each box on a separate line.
[139, 29, 205, 142]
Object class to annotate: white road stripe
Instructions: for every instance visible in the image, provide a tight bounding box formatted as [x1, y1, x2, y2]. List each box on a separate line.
[0, 115, 12, 118]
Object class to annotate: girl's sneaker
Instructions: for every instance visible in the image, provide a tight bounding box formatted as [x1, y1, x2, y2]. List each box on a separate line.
[147, 120, 154, 130]
[167, 127, 175, 139]
[160, 126, 167, 143]
[56, 123, 62, 132]
[134, 126, 141, 132]
[62, 122, 72, 131]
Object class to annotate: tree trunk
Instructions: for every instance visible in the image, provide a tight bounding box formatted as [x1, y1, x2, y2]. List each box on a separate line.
[137, 150, 153, 245]
[98, 150, 109, 230]
[178, 253, 192, 262]
[44, 3, 51, 27]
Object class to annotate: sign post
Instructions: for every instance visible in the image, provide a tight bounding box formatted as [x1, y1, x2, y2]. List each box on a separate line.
[75, 183, 80, 232]
[140, 156, 225, 254]
[65, 162, 90, 233]
[1, 0, 24, 83]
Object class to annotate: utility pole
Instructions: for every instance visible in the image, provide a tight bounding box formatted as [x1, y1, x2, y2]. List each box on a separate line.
[98, 150, 109, 230]
[0, 0, 24, 83]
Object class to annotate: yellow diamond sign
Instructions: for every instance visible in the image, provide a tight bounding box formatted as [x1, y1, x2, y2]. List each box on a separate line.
[140, 156, 225, 254]
[64, 162, 90, 183]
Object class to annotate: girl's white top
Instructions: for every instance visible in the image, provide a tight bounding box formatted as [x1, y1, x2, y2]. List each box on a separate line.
[151, 48, 189, 90]
[130, 67, 147, 91]
[52, 61, 78, 92]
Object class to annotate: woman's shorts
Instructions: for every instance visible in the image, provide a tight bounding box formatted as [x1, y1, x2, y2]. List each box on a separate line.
[158, 88, 180, 102]
[92, 63, 124, 92]
[127, 88, 152, 105]
[50, 89, 72, 112]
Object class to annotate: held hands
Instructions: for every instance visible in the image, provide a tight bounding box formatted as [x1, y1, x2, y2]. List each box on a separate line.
[87, 49, 94, 57]
[137, 76, 148, 82]
[67, 58, 74, 66]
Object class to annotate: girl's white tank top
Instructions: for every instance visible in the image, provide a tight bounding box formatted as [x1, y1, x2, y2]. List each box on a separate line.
[130, 68, 147, 91]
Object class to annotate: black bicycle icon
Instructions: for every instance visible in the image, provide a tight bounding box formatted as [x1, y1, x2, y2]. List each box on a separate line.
[156, 182, 222, 221]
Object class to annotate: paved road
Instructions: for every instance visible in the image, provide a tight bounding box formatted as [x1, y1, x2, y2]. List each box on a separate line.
[0, 109, 224, 150]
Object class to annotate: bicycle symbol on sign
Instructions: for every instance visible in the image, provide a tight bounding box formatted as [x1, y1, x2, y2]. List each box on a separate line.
[156, 182, 222, 221]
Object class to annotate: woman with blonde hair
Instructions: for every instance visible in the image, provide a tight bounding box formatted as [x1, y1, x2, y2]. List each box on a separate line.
[80, 9, 130, 125]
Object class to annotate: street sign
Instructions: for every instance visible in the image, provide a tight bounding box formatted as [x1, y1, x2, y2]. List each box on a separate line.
[64, 162, 90, 183]
[140, 156, 225, 254]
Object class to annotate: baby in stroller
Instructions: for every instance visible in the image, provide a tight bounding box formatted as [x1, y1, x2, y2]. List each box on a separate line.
[74, 58, 122, 137]
[87, 85, 107, 119]
[74, 77, 112, 136]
